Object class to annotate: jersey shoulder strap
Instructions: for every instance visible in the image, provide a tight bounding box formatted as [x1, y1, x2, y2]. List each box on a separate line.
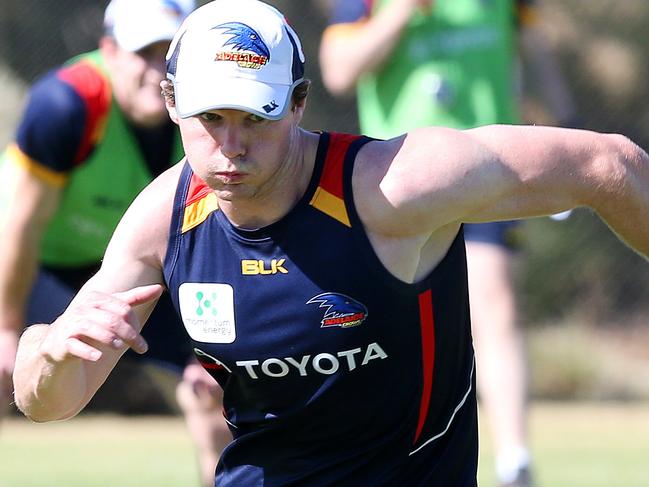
[178, 164, 219, 234]
[309, 132, 369, 227]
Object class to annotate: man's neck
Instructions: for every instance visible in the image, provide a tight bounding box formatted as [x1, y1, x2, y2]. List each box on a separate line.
[218, 129, 321, 230]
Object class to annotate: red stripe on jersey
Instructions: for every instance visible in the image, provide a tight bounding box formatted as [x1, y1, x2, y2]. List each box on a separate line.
[414, 289, 436, 444]
[319, 132, 360, 198]
[199, 361, 224, 370]
[185, 173, 213, 207]
[57, 60, 111, 166]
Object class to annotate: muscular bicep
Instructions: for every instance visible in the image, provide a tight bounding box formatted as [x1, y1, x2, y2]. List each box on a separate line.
[363, 125, 608, 236]
[457, 124, 604, 222]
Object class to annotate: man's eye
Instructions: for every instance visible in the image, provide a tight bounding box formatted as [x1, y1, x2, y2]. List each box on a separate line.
[199, 113, 219, 121]
[248, 114, 266, 123]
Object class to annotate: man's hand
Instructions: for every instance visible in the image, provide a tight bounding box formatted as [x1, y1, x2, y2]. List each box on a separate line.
[39, 284, 164, 364]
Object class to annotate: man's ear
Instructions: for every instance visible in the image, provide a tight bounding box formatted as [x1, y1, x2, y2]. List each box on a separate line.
[160, 80, 179, 124]
[291, 98, 307, 124]
[166, 103, 180, 124]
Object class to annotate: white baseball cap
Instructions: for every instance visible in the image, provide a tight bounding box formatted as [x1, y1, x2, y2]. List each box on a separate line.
[104, 0, 196, 52]
[165, 0, 306, 120]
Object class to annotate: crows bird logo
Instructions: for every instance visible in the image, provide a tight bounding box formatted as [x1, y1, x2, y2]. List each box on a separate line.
[307, 293, 368, 328]
[212, 22, 270, 69]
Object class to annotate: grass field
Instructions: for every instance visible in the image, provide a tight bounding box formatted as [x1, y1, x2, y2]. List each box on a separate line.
[1, 402, 648, 487]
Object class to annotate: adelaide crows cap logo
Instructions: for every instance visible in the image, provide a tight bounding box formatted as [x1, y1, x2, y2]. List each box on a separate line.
[307, 293, 368, 328]
[213, 22, 270, 69]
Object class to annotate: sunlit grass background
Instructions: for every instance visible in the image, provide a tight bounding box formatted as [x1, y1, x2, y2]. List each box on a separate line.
[2, 402, 649, 487]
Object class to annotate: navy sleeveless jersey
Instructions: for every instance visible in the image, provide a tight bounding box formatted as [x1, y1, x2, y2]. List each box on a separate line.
[163, 132, 478, 486]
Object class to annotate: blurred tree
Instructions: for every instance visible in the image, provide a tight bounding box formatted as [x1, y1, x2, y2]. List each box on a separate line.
[0, 0, 104, 82]
[519, 0, 649, 326]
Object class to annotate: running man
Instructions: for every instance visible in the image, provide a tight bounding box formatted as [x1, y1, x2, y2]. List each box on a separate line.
[12, 1, 649, 485]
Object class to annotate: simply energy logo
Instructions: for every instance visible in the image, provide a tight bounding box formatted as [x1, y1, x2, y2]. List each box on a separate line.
[179, 283, 236, 343]
[213, 22, 270, 69]
[307, 292, 368, 328]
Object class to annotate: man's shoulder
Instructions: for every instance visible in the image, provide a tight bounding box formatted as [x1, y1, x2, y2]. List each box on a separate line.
[352, 126, 475, 218]
[110, 162, 186, 264]
[117, 162, 183, 224]
[354, 133, 404, 170]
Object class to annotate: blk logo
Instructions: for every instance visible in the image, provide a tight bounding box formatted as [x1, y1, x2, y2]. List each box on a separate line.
[241, 259, 288, 275]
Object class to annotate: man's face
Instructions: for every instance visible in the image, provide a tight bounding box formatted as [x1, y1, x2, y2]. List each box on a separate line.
[175, 105, 304, 209]
[102, 38, 170, 127]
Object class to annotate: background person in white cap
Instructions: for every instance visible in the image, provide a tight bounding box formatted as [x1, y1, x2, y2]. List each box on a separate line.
[10, 0, 649, 485]
[0, 1, 231, 485]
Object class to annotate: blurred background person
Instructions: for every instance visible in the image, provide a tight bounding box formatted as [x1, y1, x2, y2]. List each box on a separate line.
[0, 1, 231, 485]
[319, 1, 578, 486]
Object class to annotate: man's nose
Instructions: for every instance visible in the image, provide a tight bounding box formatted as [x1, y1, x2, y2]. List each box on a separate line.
[220, 126, 246, 159]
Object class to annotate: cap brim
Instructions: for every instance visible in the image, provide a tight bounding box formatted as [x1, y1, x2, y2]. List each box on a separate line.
[173, 76, 293, 120]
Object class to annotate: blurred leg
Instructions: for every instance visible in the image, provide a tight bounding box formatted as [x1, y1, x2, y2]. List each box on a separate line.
[466, 241, 531, 486]
[176, 362, 233, 487]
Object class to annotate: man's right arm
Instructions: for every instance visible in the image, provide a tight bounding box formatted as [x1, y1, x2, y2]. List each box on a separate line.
[13, 284, 163, 422]
[319, 0, 430, 95]
[12, 163, 180, 422]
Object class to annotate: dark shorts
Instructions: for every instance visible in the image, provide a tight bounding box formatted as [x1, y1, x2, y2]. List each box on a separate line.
[463, 221, 523, 251]
[26, 264, 191, 372]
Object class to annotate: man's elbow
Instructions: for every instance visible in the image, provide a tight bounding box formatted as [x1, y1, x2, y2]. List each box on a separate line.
[587, 133, 649, 209]
[605, 133, 648, 186]
[15, 392, 80, 423]
[14, 393, 53, 422]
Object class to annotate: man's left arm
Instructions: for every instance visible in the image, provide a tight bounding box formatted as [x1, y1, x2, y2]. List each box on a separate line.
[462, 125, 649, 257]
[382, 125, 649, 258]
